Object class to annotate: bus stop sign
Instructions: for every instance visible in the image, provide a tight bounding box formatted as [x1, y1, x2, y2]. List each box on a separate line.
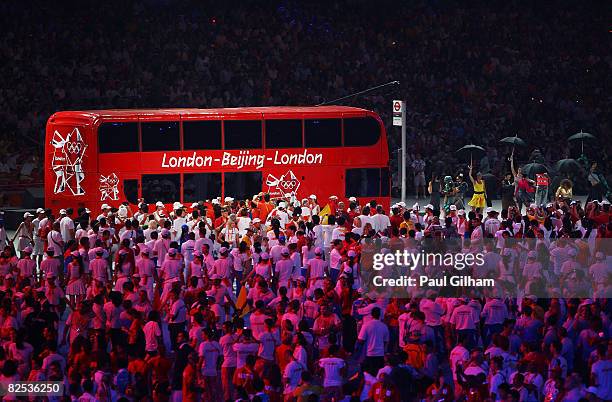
[392, 100, 403, 126]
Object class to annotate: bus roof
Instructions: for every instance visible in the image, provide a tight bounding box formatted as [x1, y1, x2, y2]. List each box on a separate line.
[48, 106, 377, 123]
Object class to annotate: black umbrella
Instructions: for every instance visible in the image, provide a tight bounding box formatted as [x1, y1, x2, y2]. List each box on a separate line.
[500, 135, 527, 148]
[568, 130, 596, 154]
[522, 162, 548, 178]
[555, 158, 582, 174]
[456, 144, 485, 162]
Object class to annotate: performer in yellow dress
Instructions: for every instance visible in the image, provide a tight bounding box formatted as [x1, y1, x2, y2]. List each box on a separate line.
[468, 162, 486, 210]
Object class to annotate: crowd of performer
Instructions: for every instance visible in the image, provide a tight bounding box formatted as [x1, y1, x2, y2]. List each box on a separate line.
[0, 186, 609, 402]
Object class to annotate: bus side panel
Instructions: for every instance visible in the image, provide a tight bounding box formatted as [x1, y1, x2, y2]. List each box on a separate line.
[45, 122, 96, 215]
[260, 165, 390, 211]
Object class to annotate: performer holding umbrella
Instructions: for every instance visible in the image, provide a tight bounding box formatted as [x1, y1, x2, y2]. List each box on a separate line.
[467, 158, 486, 212]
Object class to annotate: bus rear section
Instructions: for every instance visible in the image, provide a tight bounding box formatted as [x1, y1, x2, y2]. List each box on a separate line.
[45, 113, 98, 214]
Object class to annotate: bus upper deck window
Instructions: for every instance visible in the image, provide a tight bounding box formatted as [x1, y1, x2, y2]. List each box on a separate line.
[305, 119, 341, 147]
[98, 122, 138, 153]
[142, 122, 179, 152]
[224, 120, 262, 149]
[183, 120, 222, 150]
[344, 117, 381, 146]
[265, 119, 302, 148]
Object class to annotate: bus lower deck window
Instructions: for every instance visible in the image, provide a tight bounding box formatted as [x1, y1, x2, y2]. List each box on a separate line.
[345, 168, 381, 197]
[184, 173, 222, 202]
[224, 172, 262, 200]
[142, 174, 180, 204]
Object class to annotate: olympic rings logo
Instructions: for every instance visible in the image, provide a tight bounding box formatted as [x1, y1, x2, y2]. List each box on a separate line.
[279, 180, 298, 190]
[66, 142, 82, 154]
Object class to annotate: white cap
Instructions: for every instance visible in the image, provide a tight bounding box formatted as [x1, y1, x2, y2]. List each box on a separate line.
[59, 209, 67, 215]
[278, 201, 287, 209]
[155, 201, 164, 207]
[252, 218, 261, 224]
[485, 207, 493, 214]
[193, 250, 202, 258]
[281, 247, 290, 256]
[172, 202, 183, 210]
[118, 249, 128, 256]
[527, 250, 537, 259]
[85, 208, 91, 214]
[224, 197, 234, 202]
[602, 200, 611, 205]
[211, 199, 220, 205]
[101, 203, 111, 210]
[450, 205, 457, 211]
[425, 204, 434, 210]
[329, 195, 338, 199]
[546, 203, 554, 208]
[529, 203, 537, 209]
[23, 246, 33, 254]
[412, 203, 420, 210]
[191, 202, 199, 208]
[348, 250, 357, 257]
[118, 205, 128, 218]
[260, 252, 270, 259]
[458, 209, 466, 215]
[398, 202, 406, 207]
[595, 251, 605, 260]
[23, 212, 33, 218]
[219, 247, 229, 254]
[168, 248, 177, 256]
[139, 246, 150, 255]
[160, 228, 170, 237]
[309, 194, 317, 200]
[314, 247, 323, 255]
[343, 266, 352, 273]
[36, 208, 45, 214]
[348, 196, 357, 202]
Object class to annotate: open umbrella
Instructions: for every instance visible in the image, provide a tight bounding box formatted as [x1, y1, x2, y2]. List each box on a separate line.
[456, 144, 485, 162]
[522, 162, 548, 178]
[568, 130, 596, 154]
[555, 158, 582, 174]
[500, 135, 527, 148]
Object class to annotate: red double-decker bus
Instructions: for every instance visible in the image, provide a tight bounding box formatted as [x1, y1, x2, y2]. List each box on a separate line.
[44, 106, 390, 213]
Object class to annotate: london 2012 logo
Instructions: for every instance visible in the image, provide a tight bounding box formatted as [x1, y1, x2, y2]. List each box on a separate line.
[99, 173, 119, 201]
[51, 128, 87, 196]
[265, 170, 300, 198]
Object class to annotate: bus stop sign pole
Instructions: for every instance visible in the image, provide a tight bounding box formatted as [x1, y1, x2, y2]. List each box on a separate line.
[393, 100, 406, 202]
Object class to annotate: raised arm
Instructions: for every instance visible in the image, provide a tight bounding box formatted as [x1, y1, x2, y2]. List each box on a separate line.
[510, 152, 517, 177]
[468, 161, 476, 184]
